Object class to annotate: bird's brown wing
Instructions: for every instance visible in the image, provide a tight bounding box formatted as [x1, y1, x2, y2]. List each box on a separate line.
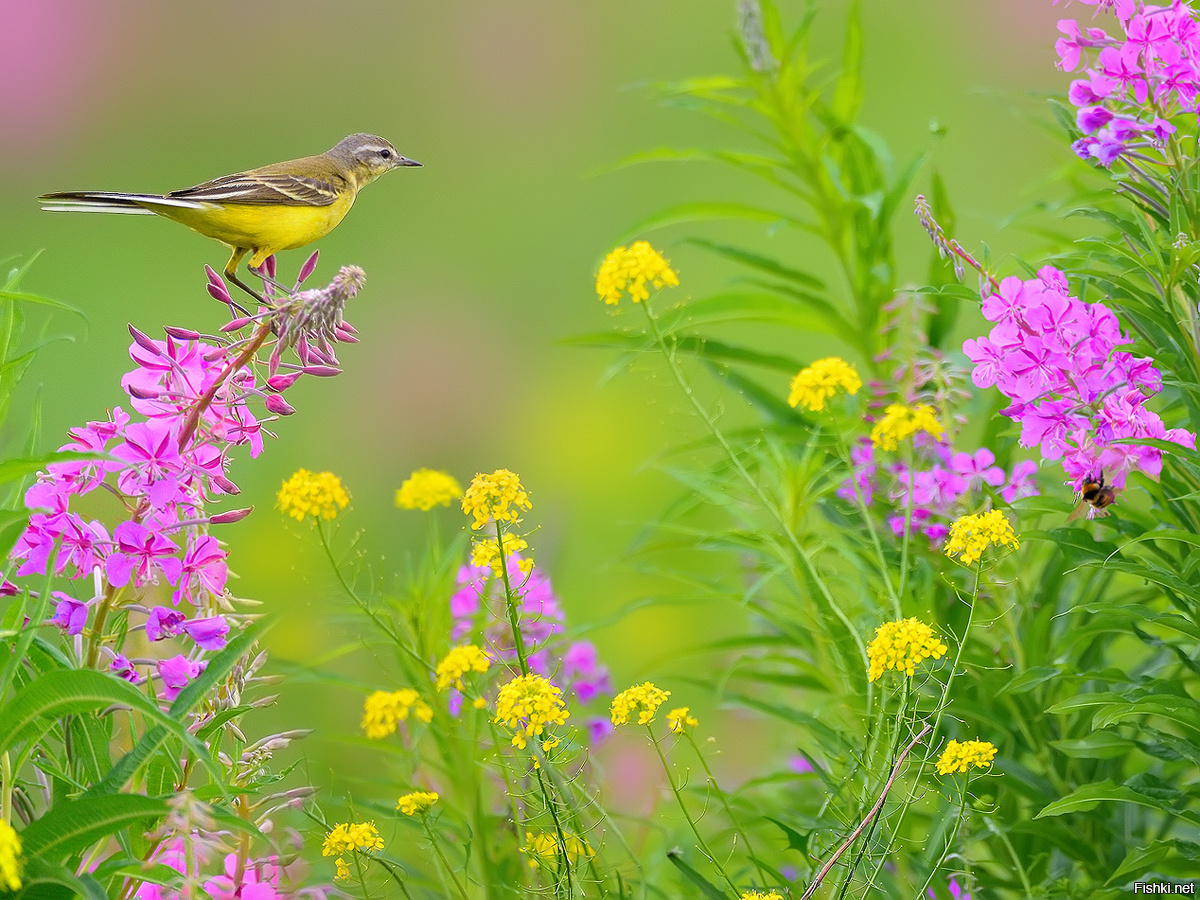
[168, 167, 341, 206]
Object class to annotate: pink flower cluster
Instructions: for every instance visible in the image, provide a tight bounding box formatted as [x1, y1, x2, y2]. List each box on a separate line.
[963, 266, 1195, 498]
[451, 556, 613, 740]
[1056, 0, 1199, 165]
[840, 440, 1038, 546]
[11, 258, 362, 699]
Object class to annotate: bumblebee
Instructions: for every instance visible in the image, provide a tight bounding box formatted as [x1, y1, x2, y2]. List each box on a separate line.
[1067, 472, 1116, 522]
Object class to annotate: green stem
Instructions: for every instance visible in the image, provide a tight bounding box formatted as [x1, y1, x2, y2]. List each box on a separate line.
[424, 818, 471, 900]
[983, 813, 1032, 897]
[492, 521, 531, 676]
[1, 752, 11, 825]
[866, 565, 981, 889]
[683, 733, 769, 888]
[639, 299, 868, 687]
[648, 724, 739, 897]
[914, 774, 971, 900]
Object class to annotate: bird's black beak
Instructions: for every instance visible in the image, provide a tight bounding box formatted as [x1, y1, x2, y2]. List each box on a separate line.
[397, 157, 422, 167]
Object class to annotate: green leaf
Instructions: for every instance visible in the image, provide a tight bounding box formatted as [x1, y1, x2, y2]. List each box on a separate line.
[664, 848, 729, 900]
[1049, 732, 1135, 760]
[831, 0, 864, 123]
[765, 816, 809, 855]
[616, 202, 803, 244]
[1108, 842, 1178, 884]
[0, 290, 84, 317]
[87, 621, 264, 796]
[14, 857, 107, 900]
[20, 794, 168, 863]
[0, 452, 95, 487]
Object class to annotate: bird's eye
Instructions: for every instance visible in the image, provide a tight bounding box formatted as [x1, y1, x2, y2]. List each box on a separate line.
[380, 149, 392, 160]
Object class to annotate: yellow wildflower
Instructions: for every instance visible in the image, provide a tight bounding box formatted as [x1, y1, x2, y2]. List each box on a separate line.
[0, 820, 22, 892]
[866, 618, 947, 682]
[361, 688, 433, 739]
[322, 821, 384, 858]
[944, 509, 1019, 566]
[610, 682, 671, 727]
[740, 892, 784, 900]
[396, 791, 440, 816]
[470, 533, 533, 575]
[595, 240, 680, 305]
[666, 707, 698, 734]
[869, 404, 945, 452]
[462, 469, 532, 530]
[277, 468, 350, 521]
[936, 739, 998, 775]
[395, 468, 462, 511]
[788, 357, 862, 412]
[435, 645, 492, 691]
[494, 673, 570, 750]
[334, 858, 350, 881]
[523, 831, 593, 868]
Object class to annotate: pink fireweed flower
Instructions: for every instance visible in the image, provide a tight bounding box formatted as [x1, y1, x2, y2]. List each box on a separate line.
[146, 606, 229, 651]
[961, 265, 1195, 499]
[49, 592, 89, 636]
[110, 654, 142, 685]
[1057, 0, 1200, 168]
[204, 852, 283, 900]
[157, 654, 206, 702]
[106, 521, 183, 588]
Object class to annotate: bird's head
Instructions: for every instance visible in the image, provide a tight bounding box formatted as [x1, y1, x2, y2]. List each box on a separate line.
[330, 133, 421, 186]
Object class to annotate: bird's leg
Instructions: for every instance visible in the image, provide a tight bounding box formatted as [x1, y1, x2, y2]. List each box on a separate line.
[247, 264, 294, 298]
[223, 247, 268, 310]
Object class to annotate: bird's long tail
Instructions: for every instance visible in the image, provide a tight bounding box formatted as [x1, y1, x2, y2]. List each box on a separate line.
[38, 191, 205, 214]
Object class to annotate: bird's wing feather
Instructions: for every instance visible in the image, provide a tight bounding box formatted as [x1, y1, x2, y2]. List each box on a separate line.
[169, 172, 341, 206]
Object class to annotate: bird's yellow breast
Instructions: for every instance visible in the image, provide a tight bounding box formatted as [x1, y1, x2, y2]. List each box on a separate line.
[152, 193, 355, 263]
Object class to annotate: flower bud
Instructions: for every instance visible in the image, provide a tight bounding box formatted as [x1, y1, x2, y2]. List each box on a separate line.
[221, 317, 253, 333]
[298, 251, 320, 285]
[128, 325, 161, 355]
[164, 326, 201, 340]
[265, 373, 302, 392]
[301, 365, 341, 378]
[210, 506, 254, 524]
[127, 384, 160, 400]
[265, 394, 295, 416]
[207, 283, 232, 304]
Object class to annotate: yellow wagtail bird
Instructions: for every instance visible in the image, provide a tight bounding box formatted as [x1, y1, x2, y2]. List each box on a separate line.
[39, 133, 420, 303]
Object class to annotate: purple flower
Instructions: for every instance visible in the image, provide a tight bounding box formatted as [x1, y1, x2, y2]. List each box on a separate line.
[173, 534, 228, 604]
[146, 606, 228, 651]
[157, 654, 205, 702]
[110, 654, 142, 685]
[183, 616, 229, 651]
[563, 641, 612, 704]
[49, 592, 89, 636]
[962, 267, 1195, 500]
[789, 754, 815, 774]
[106, 521, 183, 588]
[586, 717, 614, 745]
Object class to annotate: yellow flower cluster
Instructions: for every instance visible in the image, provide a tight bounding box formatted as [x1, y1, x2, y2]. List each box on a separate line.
[462, 469, 532, 530]
[936, 739, 998, 775]
[470, 533, 533, 575]
[595, 241, 679, 305]
[396, 791, 440, 816]
[740, 892, 784, 900]
[787, 357, 862, 412]
[361, 688, 433, 739]
[323, 821, 383, 879]
[524, 832, 593, 868]
[0, 820, 21, 892]
[494, 673, 570, 750]
[610, 682, 671, 726]
[435, 644, 492, 690]
[944, 509, 1020, 566]
[869, 404, 945, 452]
[666, 707, 699, 734]
[395, 468, 462, 511]
[866, 618, 948, 682]
[277, 468, 350, 521]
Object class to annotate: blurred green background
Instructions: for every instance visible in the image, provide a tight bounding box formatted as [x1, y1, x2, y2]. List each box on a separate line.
[0, 0, 1066, 789]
